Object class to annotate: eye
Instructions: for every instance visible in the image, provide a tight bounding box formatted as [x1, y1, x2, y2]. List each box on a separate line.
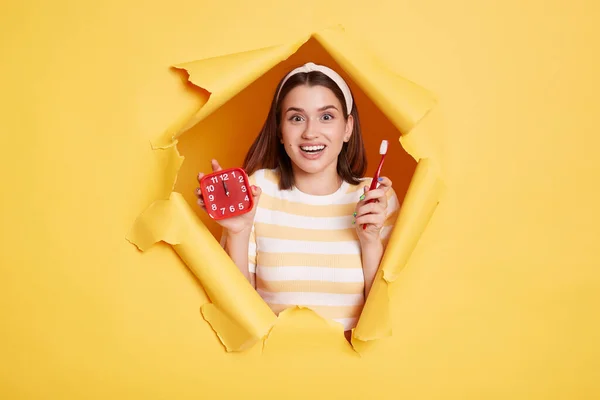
[321, 113, 334, 121]
[289, 115, 304, 122]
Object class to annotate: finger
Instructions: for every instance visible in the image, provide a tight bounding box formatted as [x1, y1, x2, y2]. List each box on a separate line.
[375, 176, 392, 190]
[357, 185, 369, 203]
[355, 213, 385, 228]
[360, 188, 388, 205]
[211, 159, 223, 172]
[355, 202, 385, 218]
[371, 188, 388, 209]
[196, 189, 204, 203]
[197, 172, 205, 183]
[250, 185, 262, 198]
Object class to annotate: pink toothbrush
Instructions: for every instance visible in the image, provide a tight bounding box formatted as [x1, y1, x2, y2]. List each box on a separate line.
[363, 140, 388, 230]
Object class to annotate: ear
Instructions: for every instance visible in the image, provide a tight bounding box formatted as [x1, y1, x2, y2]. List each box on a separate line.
[344, 114, 354, 142]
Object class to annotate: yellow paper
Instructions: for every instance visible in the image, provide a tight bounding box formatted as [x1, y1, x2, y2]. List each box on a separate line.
[353, 158, 444, 341]
[127, 192, 277, 351]
[128, 24, 442, 352]
[262, 306, 357, 356]
[154, 145, 185, 201]
[5, 0, 600, 397]
[152, 38, 310, 149]
[312, 27, 437, 140]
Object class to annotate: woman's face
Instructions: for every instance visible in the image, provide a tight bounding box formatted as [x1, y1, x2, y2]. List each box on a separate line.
[279, 84, 353, 177]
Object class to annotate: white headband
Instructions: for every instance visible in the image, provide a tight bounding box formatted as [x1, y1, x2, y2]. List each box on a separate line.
[275, 62, 353, 115]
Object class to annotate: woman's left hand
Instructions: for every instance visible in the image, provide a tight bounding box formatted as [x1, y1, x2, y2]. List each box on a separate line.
[353, 176, 392, 243]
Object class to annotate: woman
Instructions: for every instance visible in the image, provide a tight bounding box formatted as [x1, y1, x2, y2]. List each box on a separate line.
[196, 62, 399, 333]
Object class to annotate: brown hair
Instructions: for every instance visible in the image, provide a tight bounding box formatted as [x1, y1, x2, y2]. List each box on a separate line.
[243, 69, 367, 190]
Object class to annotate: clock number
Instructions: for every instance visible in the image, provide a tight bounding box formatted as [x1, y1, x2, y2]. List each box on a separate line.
[204, 171, 252, 219]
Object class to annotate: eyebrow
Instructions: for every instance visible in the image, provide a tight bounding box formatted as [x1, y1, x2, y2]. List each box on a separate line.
[285, 105, 339, 113]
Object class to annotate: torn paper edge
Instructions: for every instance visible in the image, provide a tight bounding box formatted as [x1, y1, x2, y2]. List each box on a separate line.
[127, 24, 444, 354]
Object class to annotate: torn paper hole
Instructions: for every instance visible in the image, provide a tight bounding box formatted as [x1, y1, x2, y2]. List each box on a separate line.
[127, 25, 444, 353]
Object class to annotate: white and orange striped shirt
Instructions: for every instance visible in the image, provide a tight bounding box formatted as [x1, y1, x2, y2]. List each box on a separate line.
[228, 168, 399, 331]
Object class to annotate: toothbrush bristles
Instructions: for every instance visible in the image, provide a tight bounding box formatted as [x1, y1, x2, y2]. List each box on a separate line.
[379, 140, 388, 155]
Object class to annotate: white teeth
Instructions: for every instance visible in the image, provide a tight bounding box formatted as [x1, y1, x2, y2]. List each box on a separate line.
[300, 145, 325, 152]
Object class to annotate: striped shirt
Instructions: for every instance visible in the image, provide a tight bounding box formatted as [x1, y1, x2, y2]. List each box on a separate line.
[227, 168, 399, 331]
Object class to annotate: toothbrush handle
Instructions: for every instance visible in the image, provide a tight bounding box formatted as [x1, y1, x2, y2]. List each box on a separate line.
[363, 155, 386, 230]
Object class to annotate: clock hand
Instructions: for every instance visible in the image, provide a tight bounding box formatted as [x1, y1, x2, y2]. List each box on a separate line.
[222, 180, 230, 196]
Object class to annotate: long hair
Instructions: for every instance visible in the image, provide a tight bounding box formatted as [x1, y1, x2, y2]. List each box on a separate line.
[243, 68, 367, 190]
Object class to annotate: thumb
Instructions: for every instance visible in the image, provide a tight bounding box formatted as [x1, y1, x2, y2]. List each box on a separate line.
[251, 185, 262, 199]
[250, 185, 261, 212]
[211, 159, 223, 172]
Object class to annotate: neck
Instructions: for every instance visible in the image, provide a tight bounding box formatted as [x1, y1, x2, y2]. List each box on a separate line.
[292, 163, 342, 195]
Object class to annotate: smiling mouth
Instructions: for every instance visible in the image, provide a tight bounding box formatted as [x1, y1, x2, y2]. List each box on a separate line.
[300, 145, 326, 153]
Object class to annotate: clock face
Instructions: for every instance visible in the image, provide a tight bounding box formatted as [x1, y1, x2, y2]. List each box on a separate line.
[199, 167, 254, 220]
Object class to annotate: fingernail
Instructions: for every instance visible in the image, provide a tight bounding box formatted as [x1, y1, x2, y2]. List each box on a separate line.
[353, 211, 357, 217]
[352, 220, 355, 225]
[359, 194, 365, 201]
[378, 177, 383, 181]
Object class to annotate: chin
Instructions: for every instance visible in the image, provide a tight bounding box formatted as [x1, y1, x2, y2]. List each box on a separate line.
[297, 164, 326, 175]
[293, 156, 336, 175]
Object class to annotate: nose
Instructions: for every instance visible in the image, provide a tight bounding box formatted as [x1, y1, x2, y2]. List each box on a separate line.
[301, 118, 319, 139]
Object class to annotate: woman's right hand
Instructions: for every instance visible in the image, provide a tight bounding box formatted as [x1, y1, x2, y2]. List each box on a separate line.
[195, 159, 261, 235]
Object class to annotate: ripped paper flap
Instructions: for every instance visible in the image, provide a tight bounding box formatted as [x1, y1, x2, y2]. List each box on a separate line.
[127, 192, 277, 351]
[128, 25, 443, 352]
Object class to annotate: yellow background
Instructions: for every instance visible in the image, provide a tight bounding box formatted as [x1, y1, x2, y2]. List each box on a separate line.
[2, 0, 599, 398]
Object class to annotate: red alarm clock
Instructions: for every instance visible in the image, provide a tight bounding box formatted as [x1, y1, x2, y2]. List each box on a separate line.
[199, 167, 254, 220]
